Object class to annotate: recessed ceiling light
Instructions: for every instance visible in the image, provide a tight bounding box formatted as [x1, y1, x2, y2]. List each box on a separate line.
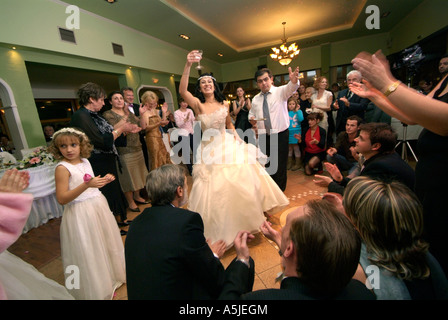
[105, 0, 117, 3]
[179, 34, 190, 40]
[217, 53, 223, 57]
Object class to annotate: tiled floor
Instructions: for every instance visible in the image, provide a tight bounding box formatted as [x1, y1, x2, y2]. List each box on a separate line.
[7, 167, 328, 300]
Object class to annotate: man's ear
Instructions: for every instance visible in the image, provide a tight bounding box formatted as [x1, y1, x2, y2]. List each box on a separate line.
[283, 239, 295, 258]
[176, 185, 183, 198]
[371, 142, 381, 151]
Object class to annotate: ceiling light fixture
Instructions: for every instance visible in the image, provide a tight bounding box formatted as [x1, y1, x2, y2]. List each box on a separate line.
[105, 0, 117, 3]
[270, 22, 300, 66]
[179, 34, 190, 40]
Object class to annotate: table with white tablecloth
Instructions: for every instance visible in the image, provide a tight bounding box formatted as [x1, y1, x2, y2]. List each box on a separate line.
[0, 163, 63, 233]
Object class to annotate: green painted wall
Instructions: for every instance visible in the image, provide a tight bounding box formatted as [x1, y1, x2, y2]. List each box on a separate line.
[0, 46, 44, 147]
[389, 0, 448, 54]
[0, 0, 208, 77]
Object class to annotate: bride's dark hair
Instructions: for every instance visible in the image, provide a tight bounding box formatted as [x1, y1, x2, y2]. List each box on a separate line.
[194, 73, 226, 104]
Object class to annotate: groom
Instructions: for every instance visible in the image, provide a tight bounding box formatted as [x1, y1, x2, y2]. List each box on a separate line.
[250, 66, 300, 191]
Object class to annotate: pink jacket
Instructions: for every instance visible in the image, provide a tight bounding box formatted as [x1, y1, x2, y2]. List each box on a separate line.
[0, 192, 33, 299]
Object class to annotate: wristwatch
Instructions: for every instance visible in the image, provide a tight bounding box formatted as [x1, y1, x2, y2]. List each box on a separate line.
[383, 81, 401, 97]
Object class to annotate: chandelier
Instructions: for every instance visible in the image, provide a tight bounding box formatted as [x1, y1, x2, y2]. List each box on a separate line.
[270, 22, 300, 66]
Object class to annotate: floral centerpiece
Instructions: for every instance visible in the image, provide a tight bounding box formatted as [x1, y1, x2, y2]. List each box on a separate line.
[16, 146, 57, 169]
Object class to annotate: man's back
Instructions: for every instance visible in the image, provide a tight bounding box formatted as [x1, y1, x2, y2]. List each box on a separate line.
[328, 151, 415, 194]
[125, 205, 226, 300]
[361, 152, 415, 192]
[239, 277, 374, 300]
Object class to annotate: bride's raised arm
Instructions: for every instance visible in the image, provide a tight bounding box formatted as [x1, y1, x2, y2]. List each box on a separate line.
[179, 50, 202, 116]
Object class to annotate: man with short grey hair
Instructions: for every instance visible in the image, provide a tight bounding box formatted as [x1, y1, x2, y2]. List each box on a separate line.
[125, 164, 255, 299]
[333, 70, 370, 135]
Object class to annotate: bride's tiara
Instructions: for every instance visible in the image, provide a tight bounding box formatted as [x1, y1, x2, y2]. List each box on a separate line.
[198, 75, 216, 82]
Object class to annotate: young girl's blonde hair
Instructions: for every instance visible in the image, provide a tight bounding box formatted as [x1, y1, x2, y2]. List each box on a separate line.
[48, 127, 94, 160]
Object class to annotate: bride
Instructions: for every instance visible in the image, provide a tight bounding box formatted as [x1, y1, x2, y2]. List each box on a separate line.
[179, 50, 289, 248]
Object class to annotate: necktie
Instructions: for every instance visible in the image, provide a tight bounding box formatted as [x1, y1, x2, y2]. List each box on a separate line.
[128, 104, 135, 114]
[263, 92, 272, 132]
[347, 91, 353, 99]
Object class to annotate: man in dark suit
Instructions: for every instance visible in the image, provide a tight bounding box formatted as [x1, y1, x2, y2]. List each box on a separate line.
[219, 199, 375, 300]
[122, 86, 150, 171]
[125, 164, 255, 300]
[314, 122, 415, 195]
[334, 71, 369, 135]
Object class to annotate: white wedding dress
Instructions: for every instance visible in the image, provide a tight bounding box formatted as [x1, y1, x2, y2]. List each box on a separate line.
[188, 107, 289, 247]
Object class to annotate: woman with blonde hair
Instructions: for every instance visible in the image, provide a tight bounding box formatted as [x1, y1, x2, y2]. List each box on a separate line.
[310, 76, 332, 133]
[342, 176, 448, 299]
[141, 91, 172, 171]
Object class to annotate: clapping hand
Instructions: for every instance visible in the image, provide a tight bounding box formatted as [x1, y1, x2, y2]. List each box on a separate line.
[139, 103, 148, 115]
[293, 133, 302, 143]
[333, 100, 340, 110]
[324, 162, 343, 182]
[0, 169, 30, 193]
[86, 174, 115, 189]
[313, 174, 333, 187]
[349, 79, 383, 101]
[351, 50, 396, 92]
[340, 96, 350, 107]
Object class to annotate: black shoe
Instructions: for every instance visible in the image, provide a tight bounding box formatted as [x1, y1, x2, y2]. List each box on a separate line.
[134, 199, 150, 205]
[120, 230, 127, 236]
[118, 221, 130, 227]
[128, 207, 140, 212]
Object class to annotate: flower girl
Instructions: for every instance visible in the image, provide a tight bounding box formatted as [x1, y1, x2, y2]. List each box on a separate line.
[49, 128, 126, 300]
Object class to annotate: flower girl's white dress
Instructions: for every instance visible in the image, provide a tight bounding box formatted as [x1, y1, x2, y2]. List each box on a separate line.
[58, 158, 125, 300]
[188, 107, 289, 247]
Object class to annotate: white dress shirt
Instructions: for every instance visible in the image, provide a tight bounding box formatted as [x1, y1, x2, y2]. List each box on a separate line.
[127, 103, 135, 114]
[250, 81, 300, 133]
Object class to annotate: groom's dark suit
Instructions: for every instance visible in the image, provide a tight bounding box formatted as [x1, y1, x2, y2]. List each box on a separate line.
[334, 89, 369, 134]
[125, 204, 253, 300]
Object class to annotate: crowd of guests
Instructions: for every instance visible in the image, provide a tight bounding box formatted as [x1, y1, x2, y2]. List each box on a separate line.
[1, 52, 448, 301]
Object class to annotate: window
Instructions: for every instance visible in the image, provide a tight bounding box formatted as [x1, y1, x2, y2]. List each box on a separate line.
[35, 99, 77, 130]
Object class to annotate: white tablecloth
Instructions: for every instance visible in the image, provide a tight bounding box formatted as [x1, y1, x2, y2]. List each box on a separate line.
[0, 163, 63, 233]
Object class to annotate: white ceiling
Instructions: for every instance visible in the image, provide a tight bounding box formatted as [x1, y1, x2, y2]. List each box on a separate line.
[63, 0, 424, 63]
